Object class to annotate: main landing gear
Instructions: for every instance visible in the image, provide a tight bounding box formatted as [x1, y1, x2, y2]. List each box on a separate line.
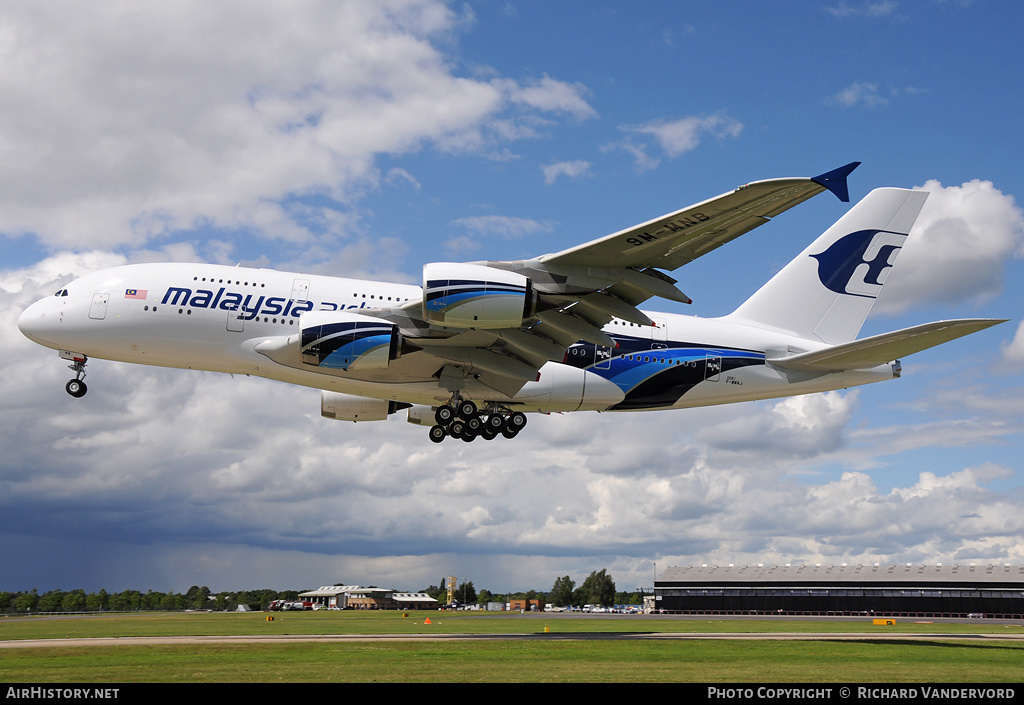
[64, 354, 88, 398]
[428, 396, 527, 444]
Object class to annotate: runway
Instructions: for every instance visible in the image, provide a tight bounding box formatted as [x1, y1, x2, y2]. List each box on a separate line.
[4, 631, 1024, 648]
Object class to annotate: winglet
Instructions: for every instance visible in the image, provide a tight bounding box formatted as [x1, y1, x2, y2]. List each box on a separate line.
[811, 162, 861, 203]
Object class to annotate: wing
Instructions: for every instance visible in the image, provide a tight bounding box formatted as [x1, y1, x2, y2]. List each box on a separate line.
[537, 162, 859, 271]
[387, 164, 861, 396]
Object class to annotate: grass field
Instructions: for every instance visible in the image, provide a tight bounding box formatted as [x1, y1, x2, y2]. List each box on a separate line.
[2, 611, 1022, 683]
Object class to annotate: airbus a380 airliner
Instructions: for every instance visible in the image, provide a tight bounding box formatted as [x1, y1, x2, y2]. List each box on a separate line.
[18, 163, 1006, 443]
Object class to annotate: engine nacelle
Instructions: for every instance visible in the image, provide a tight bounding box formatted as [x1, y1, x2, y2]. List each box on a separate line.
[423, 262, 534, 329]
[300, 311, 400, 371]
[321, 391, 411, 422]
[405, 404, 436, 426]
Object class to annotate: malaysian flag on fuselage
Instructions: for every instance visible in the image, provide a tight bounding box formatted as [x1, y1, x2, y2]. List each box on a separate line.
[124, 289, 148, 299]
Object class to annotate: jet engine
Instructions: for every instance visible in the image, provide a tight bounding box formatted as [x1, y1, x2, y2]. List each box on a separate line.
[423, 262, 535, 329]
[321, 391, 411, 422]
[300, 311, 401, 371]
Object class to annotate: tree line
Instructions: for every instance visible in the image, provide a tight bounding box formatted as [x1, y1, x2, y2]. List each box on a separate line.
[0, 586, 301, 614]
[421, 569, 642, 608]
[2, 569, 643, 614]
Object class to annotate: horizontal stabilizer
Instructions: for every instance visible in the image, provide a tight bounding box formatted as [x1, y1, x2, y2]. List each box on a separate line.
[768, 319, 1008, 372]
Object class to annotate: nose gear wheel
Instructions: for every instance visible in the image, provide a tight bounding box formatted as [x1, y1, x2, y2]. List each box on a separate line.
[65, 355, 89, 398]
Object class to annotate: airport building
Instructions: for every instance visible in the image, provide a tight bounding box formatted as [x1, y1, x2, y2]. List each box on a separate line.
[654, 564, 1024, 618]
[298, 585, 438, 610]
[509, 598, 545, 612]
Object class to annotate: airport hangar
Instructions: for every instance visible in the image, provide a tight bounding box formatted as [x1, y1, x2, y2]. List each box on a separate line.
[299, 586, 438, 610]
[654, 564, 1024, 618]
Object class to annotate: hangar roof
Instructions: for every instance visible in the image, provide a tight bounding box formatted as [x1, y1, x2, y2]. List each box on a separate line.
[299, 585, 362, 597]
[393, 592, 438, 603]
[298, 586, 437, 601]
[657, 564, 1024, 587]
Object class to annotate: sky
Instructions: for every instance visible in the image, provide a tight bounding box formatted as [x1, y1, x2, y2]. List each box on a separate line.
[2, 0, 1024, 596]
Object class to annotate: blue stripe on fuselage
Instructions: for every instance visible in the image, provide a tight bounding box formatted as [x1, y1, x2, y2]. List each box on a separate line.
[563, 335, 765, 396]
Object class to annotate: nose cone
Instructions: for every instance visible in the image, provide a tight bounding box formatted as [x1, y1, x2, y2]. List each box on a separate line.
[18, 298, 60, 348]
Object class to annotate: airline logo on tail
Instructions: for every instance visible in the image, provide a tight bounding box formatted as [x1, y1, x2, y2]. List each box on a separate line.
[810, 229, 906, 299]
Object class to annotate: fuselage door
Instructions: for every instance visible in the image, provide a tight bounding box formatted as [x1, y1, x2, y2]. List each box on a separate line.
[226, 306, 244, 332]
[88, 293, 109, 320]
[291, 279, 310, 303]
[704, 354, 722, 382]
[652, 317, 667, 343]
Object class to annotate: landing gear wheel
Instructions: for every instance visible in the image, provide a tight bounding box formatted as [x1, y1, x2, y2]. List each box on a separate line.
[466, 416, 482, 434]
[428, 425, 447, 443]
[481, 426, 498, 440]
[461, 427, 476, 442]
[64, 354, 88, 398]
[457, 400, 478, 419]
[65, 379, 87, 398]
[501, 412, 526, 438]
[435, 405, 455, 426]
[449, 420, 466, 439]
[485, 414, 504, 431]
[508, 412, 527, 431]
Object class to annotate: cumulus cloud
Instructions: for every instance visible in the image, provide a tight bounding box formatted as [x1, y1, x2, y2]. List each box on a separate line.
[827, 81, 889, 107]
[443, 234, 482, 255]
[824, 1, 899, 19]
[622, 114, 743, 159]
[790, 464, 1023, 557]
[697, 392, 854, 460]
[827, 82, 929, 107]
[606, 114, 742, 172]
[451, 215, 555, 238]
[1001, 321, 1024, 364]
[500, 75, 597, 120]
[874, 179, 1024, 314]
[604, 140, 661, 173]
[0, 251, 128, 295]
[541, 160, 593, 184]
[0, 1, 595, 249]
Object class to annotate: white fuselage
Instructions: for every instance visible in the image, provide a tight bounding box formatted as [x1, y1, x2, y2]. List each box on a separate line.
[18, 262, 895, 413]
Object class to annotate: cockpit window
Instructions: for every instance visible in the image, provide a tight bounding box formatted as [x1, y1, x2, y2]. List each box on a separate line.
[53, 289, 68, 297]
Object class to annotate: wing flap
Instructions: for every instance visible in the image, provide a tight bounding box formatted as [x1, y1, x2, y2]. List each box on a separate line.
[768, 319, 1008, 372]
[535, 309, 615, 347]
[497, 328, 568, 362]
[423, 345, 539, 381]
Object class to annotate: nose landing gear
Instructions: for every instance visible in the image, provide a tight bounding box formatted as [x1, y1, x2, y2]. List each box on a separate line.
[61, 352, 88, 398]
[427, 395, 527, 443]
